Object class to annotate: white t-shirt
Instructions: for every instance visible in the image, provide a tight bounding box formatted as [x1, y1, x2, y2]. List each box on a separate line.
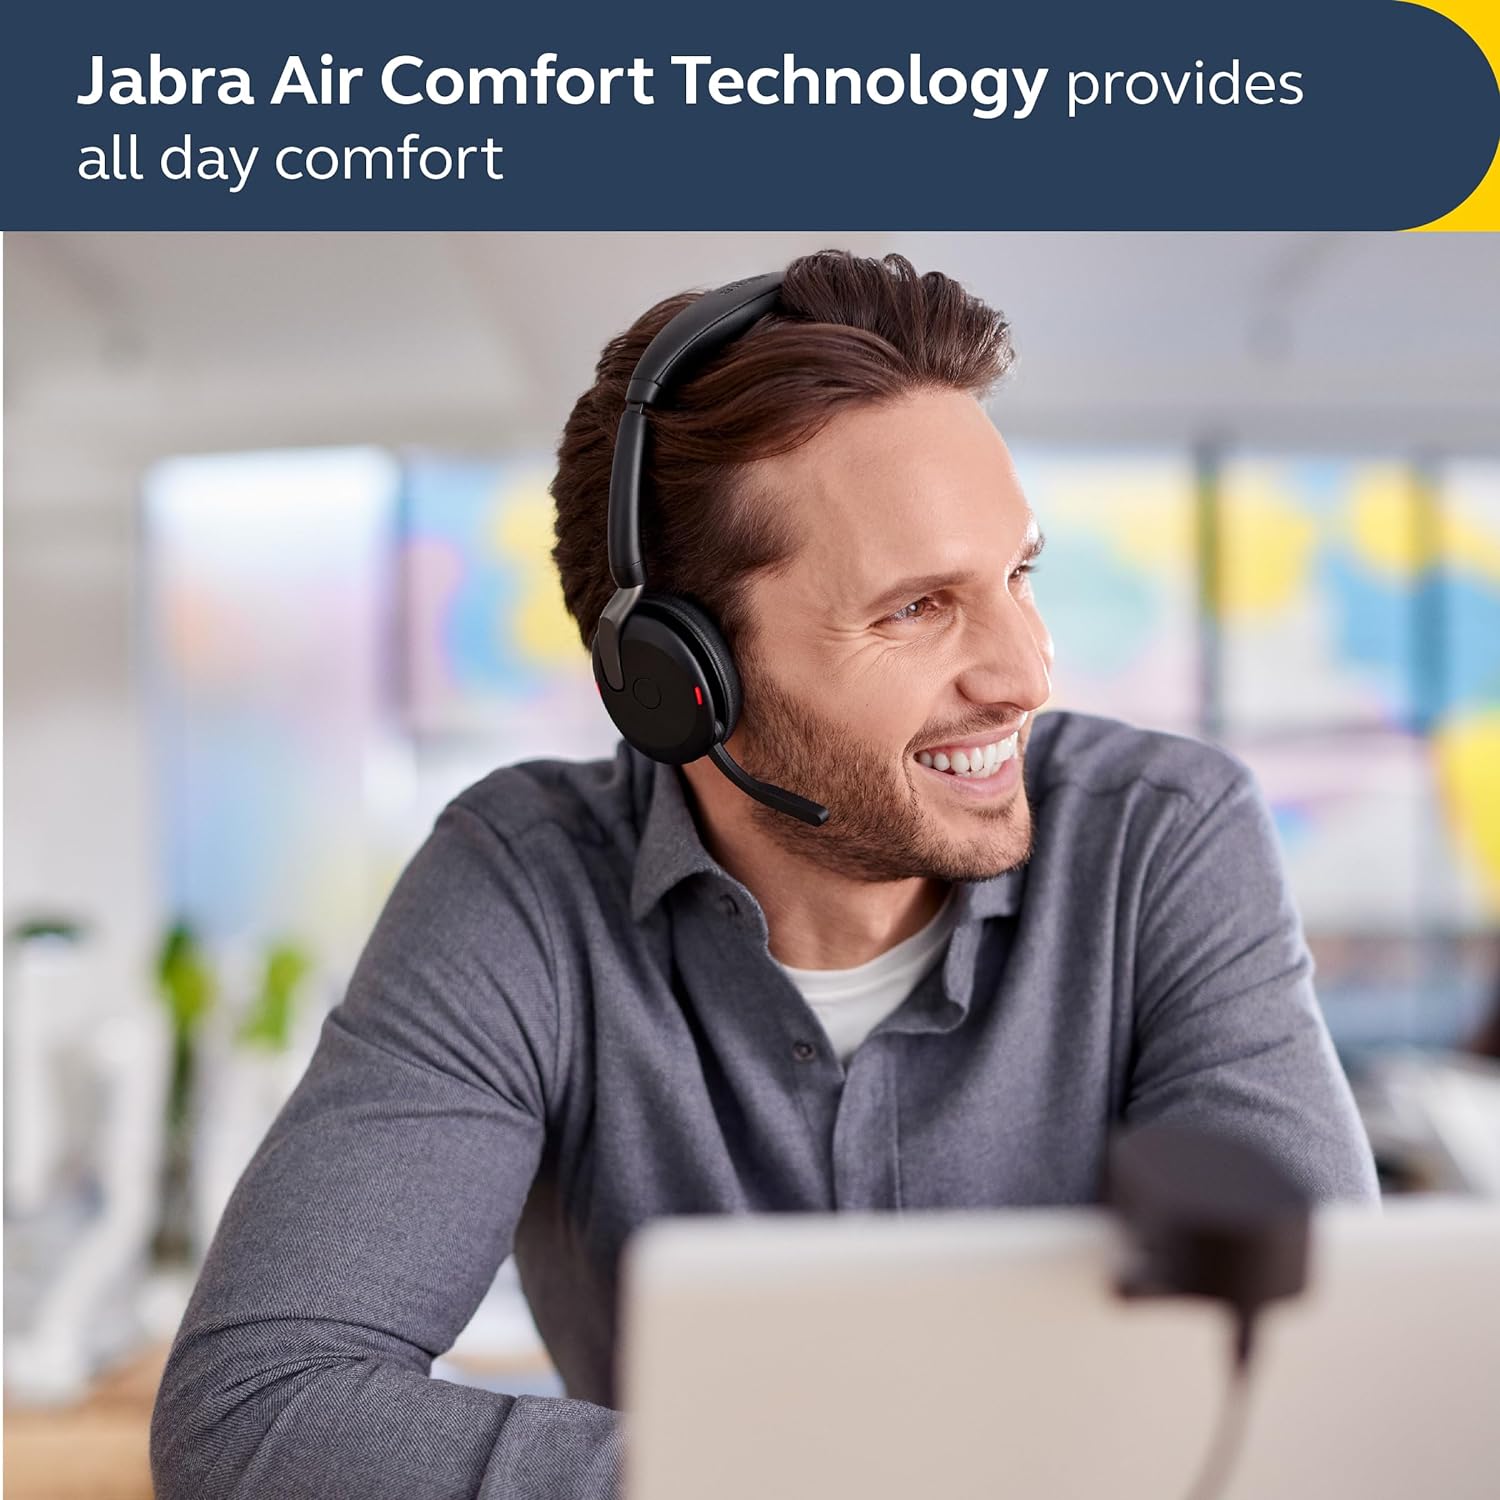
[773, 890, 960, 1065]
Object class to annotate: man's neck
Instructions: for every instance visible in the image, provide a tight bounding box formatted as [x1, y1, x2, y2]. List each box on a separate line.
[679, 761, 948, 970]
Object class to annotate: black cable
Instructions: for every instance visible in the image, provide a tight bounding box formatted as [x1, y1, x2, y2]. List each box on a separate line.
[1179, 1312, 1257, 1500]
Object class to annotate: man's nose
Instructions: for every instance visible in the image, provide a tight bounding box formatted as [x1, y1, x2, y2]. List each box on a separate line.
[953, 595, 1053, 712]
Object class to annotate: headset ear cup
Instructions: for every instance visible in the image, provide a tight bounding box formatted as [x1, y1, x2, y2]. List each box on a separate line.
[636, 594, 742, 739]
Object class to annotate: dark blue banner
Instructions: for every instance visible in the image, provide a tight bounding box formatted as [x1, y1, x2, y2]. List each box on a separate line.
[1, 0, 1496, 229]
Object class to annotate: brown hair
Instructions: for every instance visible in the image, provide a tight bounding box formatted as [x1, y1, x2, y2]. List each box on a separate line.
[550, 249, 1016, 656]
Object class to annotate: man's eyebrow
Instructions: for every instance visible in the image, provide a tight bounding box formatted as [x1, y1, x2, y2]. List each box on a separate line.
[1018, 528, 1047, 565]
[858, 529, 1047, 617]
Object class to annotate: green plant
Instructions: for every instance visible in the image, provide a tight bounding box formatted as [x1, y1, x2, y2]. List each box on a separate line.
[238, 941, 313, 1051]
[156, 922, 216, 1128]
[152, 920, 216, 1264]
[10, 917, 86, 943]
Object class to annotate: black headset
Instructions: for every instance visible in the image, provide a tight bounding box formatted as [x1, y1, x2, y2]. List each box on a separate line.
[590, 272, 829, 827]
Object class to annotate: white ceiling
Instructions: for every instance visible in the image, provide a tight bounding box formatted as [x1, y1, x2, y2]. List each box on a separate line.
[6, 230, 1499, 515]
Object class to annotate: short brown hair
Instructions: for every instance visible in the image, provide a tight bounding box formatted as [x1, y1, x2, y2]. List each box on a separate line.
[550, 249, 1015, 655]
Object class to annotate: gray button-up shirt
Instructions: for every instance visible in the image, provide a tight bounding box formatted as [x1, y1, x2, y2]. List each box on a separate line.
[151, 710, 1378, 1500]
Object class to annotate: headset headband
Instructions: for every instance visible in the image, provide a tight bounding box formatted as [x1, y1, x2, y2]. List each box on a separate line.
[596, 272, 783, 691]
[589, 268, 828, 827]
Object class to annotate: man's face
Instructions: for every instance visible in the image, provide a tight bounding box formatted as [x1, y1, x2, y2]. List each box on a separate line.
[728, 388, 1054, 883]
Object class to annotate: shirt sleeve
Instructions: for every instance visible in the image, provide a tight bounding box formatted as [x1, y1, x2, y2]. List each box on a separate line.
[1124, 760, 1380, 1203]
[150, 803, 623, 1500]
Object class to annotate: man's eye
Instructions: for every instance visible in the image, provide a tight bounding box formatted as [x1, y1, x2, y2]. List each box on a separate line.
[889, 596, 936, 623]
[886, 568, 1036, 625]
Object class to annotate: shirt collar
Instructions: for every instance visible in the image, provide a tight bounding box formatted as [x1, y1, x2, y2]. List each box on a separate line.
[628, 749, 1025, 927]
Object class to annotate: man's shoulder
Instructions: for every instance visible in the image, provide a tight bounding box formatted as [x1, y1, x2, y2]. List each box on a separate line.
[1027, 709, 1253, 815]
[442, 740, 645, 857]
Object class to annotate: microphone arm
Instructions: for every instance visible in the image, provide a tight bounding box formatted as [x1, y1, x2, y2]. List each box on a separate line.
[708, 741, 829, 827]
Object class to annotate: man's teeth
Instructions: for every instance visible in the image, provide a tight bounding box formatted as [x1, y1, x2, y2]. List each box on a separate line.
[915, 733, 1019, 778]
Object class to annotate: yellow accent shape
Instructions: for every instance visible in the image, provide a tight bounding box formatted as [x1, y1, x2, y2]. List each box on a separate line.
[1218, 471, 1319, 616]
[1094, 473, 1197, 575]
[1344, 466, 1423, 577]
[1433, 710, 1500, 915]
[1438, 500, 1500, 582]
[1404, 0, 1500, 229]
[1354, 463, 1500, 582]
[489, 478, 588, 665]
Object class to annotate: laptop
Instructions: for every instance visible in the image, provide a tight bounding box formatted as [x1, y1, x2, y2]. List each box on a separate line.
[620, 1199, 1500, 1500]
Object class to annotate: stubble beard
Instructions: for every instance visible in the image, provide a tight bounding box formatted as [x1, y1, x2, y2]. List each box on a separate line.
[731, 660, 1034, 884]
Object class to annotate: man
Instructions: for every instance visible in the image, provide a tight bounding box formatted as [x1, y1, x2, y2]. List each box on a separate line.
[152, 250, 1377, 1500]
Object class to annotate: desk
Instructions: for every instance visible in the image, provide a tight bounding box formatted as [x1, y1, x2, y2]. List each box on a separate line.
[4, 1345, 164, 1500]
[3, 1343, 556, 1499]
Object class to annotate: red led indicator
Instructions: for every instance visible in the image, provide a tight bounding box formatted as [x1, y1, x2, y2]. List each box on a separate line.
[693, 685, 703, 706]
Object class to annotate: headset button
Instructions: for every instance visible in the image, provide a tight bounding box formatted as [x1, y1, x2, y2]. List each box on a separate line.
[630, 675, 662, 709]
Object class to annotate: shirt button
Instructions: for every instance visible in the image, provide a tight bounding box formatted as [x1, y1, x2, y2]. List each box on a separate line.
[718, 893, 739, 919]
[792, 1040, 817, 1062]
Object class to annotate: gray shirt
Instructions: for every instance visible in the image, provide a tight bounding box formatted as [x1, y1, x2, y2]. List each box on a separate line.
[151, 710, 1379, 1500]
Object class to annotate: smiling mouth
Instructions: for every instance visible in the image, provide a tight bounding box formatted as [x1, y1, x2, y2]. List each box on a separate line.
[913, 731, 1020, 779]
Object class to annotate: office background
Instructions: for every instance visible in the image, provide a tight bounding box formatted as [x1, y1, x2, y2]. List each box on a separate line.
[5, 233, 1500, 1467]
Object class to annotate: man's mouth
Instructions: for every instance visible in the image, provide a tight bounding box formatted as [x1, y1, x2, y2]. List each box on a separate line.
[912, 711, 1029, 780]
[913, 731, 1020, 779]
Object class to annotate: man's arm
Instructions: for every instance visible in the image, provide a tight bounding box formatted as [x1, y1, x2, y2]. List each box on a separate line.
[1124, 758, 1380, 1202]
[150, 803, 622, 1500]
